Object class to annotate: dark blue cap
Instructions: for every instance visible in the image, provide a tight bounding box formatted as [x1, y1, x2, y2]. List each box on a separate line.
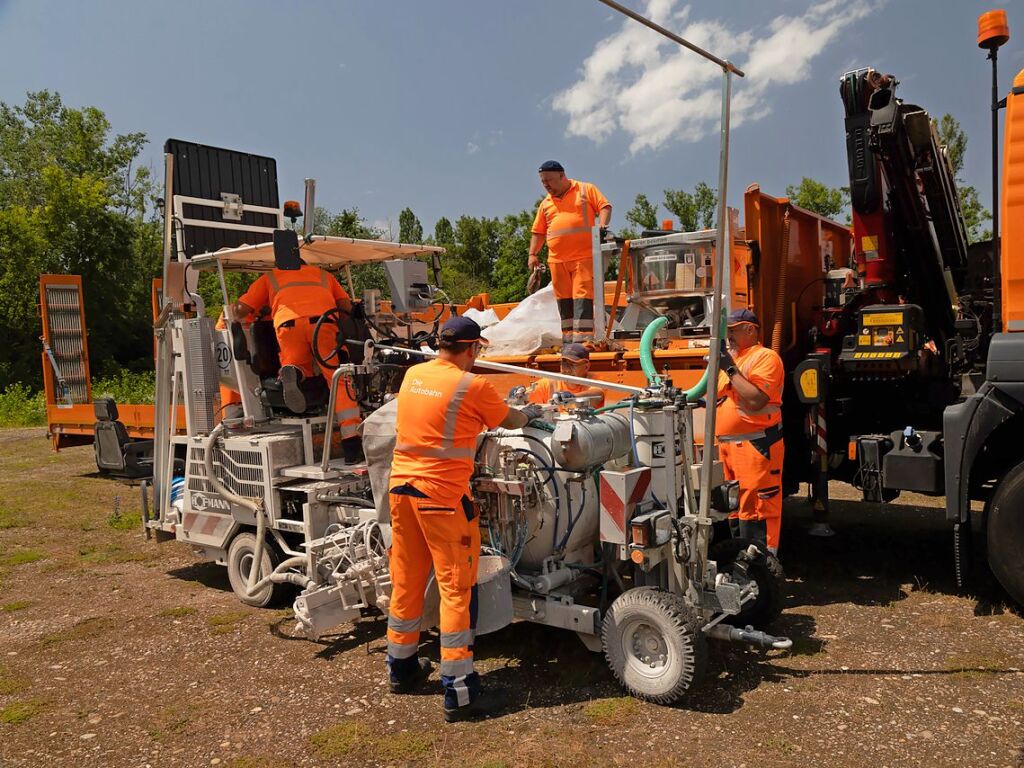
[561, 343, 590, 361]
[440, 316, 489, 345]
[727, 308, 760, 327]
[538, 160, 565, 173]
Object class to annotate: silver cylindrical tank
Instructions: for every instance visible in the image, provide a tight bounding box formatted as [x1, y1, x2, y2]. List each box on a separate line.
[550, 412, 633, 471]
[631, 408, 685, 505]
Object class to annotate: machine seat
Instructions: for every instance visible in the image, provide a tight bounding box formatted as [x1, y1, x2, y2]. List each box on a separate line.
[93, 398, 154, 478]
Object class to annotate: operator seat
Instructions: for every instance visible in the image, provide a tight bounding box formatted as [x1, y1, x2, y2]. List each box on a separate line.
[231, 318, 330, 415]
[93, 398, 154, 478]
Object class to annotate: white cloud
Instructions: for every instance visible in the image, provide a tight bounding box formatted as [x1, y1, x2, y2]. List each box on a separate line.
[553, 0, 877, 153]
[466, 141, 480, 155]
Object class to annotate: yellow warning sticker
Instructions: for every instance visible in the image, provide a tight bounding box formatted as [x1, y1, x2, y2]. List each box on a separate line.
[858, 335, 871, 346]
[798, 368, 819, 400]
[862, 235, 879, 251]
[864, 312, 904, 327]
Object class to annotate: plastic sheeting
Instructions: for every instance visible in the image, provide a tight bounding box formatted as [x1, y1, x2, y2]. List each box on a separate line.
[481, 284, 562, 355]
[461, 306, 500, 329]
[360, 398, 399, 523]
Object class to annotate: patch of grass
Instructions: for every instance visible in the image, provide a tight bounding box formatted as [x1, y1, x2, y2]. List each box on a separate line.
[309, 722, 372, 758]
[78, 544, 153, 566]
[475, 761, 512, 768]
[106, 509, 142, 531]
[375, 730, 435, 763]
[582, 696, 640, 725]
[207, 611, 249, 635]
[1, 600, 32, 613]
[764, 734, 797, 756]
[0, 508, 26, 529]
[944, 653, 1009, 677]
[227, 759, 292, 768]
[0, 698, 45, 725]
[147, 705, 192, 742]
[159, 606, 196, 619]
[0, 548, 46, 568]
[0, 667, 29, 695]
[39, 616, 113, 648]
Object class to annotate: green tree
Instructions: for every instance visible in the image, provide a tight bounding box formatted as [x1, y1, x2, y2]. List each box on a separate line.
[785, 177, 847, 219]
[0, 91, 159, 389]
[936, 113, 991, 243]
[663, 182, 716, 232]
[621, 193, 659, 239]
[398, 207, 423, 244]
[433, 216, 455, 247]
[490, 205, 546, 304]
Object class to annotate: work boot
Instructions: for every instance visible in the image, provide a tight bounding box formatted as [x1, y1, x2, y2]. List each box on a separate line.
[389, 658, 432, 694]
[342, 436, 364, 464]
[443, 687, 510, 723]
[279, 365, 307, 414]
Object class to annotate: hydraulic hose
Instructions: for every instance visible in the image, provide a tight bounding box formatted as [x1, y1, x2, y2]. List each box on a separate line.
[639, 316, 669, 385]
[202, 424, 312, 596]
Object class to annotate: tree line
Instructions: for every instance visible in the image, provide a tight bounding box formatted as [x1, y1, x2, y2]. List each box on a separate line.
[0, 91, 989, 393]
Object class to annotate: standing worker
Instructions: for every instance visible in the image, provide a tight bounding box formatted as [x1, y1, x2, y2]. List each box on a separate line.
[715, 309, 786, 554]
[529, 161, 612, 346]
[527, 343, 605, 408]
[231, 259, 363, 460]
[385, 317, 539, 722]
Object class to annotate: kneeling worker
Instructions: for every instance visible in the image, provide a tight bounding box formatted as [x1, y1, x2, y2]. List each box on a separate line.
[386, 317, 540, 722]
[231, 260, 362, 458]
[716, 309, 785, 554]
[528, 343, 605, 408]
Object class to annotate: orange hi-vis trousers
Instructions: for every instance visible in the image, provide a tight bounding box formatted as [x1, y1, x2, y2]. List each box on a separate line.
[386, 488, 480, 709]
[549, 258, 595, 344]
[719, 435, 784, 551]
[277, 316, 359, 437]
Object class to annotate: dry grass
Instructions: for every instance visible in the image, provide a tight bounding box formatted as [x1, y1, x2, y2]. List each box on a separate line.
[582, 696, 640, 725]
[0, 508, 26, 529]
[944, 653, 1011, 677]
[207, 610, 249, 635]
[1, 599, 32, 612]
[39, 616, 114, 648]
[158, 605, 197, 619]
[308, 721, 434, 764]
[0, 667, 29, 695]
[309, 722, 372, 758]
[0, 548, 46, 567]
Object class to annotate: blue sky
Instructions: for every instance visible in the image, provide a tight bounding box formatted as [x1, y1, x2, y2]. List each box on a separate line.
[1, 0, 1021, 236]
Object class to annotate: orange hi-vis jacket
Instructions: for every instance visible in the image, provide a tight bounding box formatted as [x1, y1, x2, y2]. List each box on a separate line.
[390, 359, 510, 500]
[716, 343, 784, 439]
[532, 179, 610, 264]
[528, 378, 606, 408]
[238, 264, 349, 329]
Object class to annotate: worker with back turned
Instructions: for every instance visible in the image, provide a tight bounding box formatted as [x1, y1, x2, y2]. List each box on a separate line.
[385, 316, 541, 722]
[528, 160, 612, 346]
[716, 309, 786, 554]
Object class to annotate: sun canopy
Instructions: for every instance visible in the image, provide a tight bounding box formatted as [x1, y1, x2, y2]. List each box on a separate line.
[188, 235, 445, 272]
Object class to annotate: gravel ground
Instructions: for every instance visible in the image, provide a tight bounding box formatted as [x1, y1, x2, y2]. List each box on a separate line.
[1, 427, 1023, 768]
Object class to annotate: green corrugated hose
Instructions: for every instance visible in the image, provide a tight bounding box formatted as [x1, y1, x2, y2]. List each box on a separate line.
[638, 312, 727, 401]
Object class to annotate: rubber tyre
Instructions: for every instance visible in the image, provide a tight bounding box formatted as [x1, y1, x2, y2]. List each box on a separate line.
[710, 537, 785, 629]
[601, 587, 707, 704]
[986, 462, 1024, 606]
[226, 532, 287, 608]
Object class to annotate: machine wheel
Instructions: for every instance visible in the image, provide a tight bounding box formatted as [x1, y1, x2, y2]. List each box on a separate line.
[601, 587, 707, 704]
[226, 532, 287, 608]
[710, 537, 784, 629]
[986, 462, 1024, 606]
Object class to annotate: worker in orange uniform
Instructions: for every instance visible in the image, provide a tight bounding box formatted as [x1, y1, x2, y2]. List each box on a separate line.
[527, 343, 605, 408]
[529, 161, 612, 346]
[715, 309, 785, 554]
[386, 316, 539, 722]
[231, 260, 363, 457]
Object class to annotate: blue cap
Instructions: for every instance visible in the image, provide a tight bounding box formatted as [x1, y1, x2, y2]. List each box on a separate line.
[538, 160, 565, 173]
[727, 308, 760, 327]
[440, 316, 489, 345]
[561, 343, 590, 361]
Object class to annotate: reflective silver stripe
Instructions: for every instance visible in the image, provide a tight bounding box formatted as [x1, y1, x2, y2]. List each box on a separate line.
[394, 443, 475, 460]
[440, 629, 474, 648]
[547, 226, 592, 237]
[579, 182, 590, 225]
[720, 431, 766, 443]
[387, 641, 418, 659]
[452, 675, 471, 707]
[388, 615, 422, 634]
[339, 424, 360, 439]
[335, 407, 361, 422]
[442, 373, 475, 447]
[440, 657, 475, 677]
[267, 272, 279, 291]
[267, 269, 328, 294]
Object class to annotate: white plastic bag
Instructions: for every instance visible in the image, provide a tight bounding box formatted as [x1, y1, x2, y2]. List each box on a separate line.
[481, 285, 562, 355]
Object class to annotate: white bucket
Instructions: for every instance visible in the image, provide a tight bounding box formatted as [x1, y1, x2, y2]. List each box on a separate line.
[421, 554, 513, 636]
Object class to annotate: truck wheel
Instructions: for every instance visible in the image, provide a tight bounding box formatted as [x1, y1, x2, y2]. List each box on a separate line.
[710, 537, 785, 628]
[226, 532, 287, 608]
[986, 463, 1024, 606]
[601, 587, 706, 704]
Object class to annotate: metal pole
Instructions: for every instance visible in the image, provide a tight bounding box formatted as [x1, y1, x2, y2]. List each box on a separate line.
[990, 48, 1002, 331]
[698, 69, 733, 535]
[595, 0, 744, 77]
[152, 153, 176, 518]
[303, 178, 317, 240]
[161, 153, 175, 285]
[370, 342, 646, 396]
[592, 223, 606, 342]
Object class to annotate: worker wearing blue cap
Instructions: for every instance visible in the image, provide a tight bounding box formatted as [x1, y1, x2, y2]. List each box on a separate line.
[529, 161, 613, 346]
[716, 309, 785, 554]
